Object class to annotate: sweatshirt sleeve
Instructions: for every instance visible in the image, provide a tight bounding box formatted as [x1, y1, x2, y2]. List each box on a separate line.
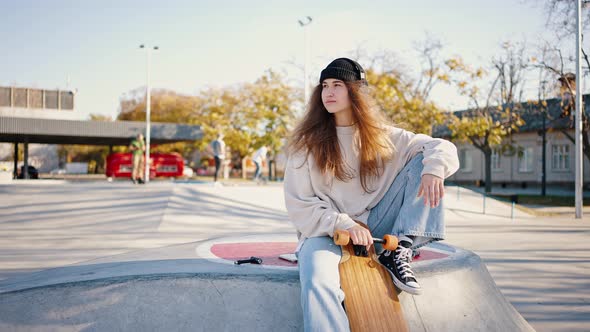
[283, 151, 358, 238]
[393, 128, 460, 179]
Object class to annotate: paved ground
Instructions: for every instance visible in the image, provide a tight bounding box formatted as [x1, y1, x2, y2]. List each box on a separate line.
[0, 180, 588, 332]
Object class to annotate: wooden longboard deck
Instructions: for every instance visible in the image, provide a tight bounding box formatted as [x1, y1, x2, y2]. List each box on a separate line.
[339, 242, 409, 332]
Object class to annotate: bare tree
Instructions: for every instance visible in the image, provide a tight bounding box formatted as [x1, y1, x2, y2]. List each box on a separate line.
[446, 42, 529, 193]
[353, 39, 449, 135]
[538, 0, 590, 38]
[533, 49, 590, 161]
[413, 34, 445, 100]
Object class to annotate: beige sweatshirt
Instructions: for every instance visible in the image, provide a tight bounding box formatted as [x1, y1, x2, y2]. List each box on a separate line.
[283, 125, 459, 248]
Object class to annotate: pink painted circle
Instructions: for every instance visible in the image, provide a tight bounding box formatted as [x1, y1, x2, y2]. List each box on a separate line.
[210, 242, 449, 266]
[211, 242, 298, 266]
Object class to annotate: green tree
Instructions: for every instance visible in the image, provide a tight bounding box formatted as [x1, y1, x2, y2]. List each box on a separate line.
[195, 70, 297, 163]
[116, 70, 298, 173]
[196, 87, 242, 154]
[445, 43, 527, 193]
[117, 89, 202, 157]
[367, 67, 445, 135]
[242, 70, 297, 158]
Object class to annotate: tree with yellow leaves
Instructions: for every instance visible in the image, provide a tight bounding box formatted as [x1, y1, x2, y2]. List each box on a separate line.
[197, 70, 297, 166]
[117, 70, 297, 174]
[445, 42, 528, 193]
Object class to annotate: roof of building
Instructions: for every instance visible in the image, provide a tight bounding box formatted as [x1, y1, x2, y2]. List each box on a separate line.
[433, 95, 589, 138]
[0, 117, 202, 145]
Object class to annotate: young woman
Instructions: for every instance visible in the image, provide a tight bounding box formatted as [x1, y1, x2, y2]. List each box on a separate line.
[283, 58, 459, 331]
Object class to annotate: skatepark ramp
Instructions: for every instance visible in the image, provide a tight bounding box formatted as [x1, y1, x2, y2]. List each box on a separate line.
[0, 235, 535, 332]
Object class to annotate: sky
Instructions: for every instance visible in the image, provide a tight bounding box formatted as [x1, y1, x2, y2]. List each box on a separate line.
[0, 0, 573, 120]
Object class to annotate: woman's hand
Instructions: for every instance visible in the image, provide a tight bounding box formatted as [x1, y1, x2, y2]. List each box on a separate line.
[346, 224, 373, 248]
[417, 174, 445, 208]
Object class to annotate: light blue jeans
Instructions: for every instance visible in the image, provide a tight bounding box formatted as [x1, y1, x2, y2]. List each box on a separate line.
[253, 161, 262, 180]
[297, 154, 445, 332]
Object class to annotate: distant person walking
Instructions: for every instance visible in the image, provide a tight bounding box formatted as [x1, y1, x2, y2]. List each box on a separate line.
[211, 133, 226, 183]
[129, 133, 145, 184]
[252, 145, 268, 183]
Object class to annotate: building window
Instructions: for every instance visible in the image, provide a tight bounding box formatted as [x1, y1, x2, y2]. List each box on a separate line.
[60, 91, 74, 110]
[459, 149, 473, 172]
[518, 147, 534, 172]
[14, 88, 27, 108]
[44, 90, 59, 109]
[30, 89, 43, 108]
[0, 87, 10, 106]
[552, 144, 570, 170]
[491, 149, 501, 170]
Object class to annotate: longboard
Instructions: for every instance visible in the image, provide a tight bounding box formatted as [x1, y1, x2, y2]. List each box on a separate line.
[334, 225, 409, 332]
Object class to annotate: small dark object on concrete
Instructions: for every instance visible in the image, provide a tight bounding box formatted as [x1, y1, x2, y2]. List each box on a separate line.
[234, 256, 263, 265]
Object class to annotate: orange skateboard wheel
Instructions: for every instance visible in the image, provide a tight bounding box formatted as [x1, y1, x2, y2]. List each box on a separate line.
[382, 234, 398, 251]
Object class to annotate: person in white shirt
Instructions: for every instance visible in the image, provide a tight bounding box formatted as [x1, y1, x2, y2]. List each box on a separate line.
[252, 145, 268, 182]
[283, 58, 459, 332]
[210, 133, 225, 182]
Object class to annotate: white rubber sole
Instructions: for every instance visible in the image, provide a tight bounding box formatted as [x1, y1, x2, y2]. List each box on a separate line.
[385, 267, 422, 295]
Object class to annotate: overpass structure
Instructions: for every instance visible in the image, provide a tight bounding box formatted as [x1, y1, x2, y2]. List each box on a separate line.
[0, 116, 202, 178]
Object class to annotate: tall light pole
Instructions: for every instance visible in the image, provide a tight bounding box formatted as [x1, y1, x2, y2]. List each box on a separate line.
[538, 77, 548, 197]
[298, 16, 312, 109]
[140, 44, 158, 184]
[575, 1, 584, 218]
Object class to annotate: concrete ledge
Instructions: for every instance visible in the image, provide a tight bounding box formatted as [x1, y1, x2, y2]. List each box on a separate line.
[1, 274, 302, 332]
[400, 253, 534, 331]
[0, 237, 535, 332]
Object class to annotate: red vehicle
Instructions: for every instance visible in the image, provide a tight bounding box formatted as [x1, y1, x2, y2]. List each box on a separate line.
[106, 152, 184, 179]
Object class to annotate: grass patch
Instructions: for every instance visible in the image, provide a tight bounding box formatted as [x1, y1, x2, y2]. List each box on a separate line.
[487, 194, 589, 217]
[507, 195, 590, 207]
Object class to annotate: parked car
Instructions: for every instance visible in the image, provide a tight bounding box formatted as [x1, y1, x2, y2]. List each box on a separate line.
[17, 165, 39, 179]
[50, 168, 66, 175]
[106, 152, 184, 179]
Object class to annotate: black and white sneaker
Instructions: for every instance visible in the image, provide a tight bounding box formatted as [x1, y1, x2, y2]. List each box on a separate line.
[378, 240, 422, 295]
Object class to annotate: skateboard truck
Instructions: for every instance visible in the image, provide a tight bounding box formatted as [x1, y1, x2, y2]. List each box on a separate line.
[353, 245, 368, 257]
[353, 237, 390, 257]
[234, 256, 263, 265]
[371, 237, 389, 245]
[334, 230, 399, 255]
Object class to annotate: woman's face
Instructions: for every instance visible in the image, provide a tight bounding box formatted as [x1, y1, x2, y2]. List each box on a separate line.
[321, 79, 352, 115]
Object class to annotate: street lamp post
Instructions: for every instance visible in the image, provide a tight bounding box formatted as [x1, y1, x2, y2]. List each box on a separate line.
[139, 44, 158, 184]
[538, 79, 548, 197]
[298, 16, 312, 108]
[541, 110, 547, 196]
[575, 1, 584, 218]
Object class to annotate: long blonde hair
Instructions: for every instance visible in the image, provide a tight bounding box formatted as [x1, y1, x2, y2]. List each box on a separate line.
[288, 80, 395, 193]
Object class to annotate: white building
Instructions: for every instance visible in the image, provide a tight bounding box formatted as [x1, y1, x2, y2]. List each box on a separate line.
[437, 96, 590, 189]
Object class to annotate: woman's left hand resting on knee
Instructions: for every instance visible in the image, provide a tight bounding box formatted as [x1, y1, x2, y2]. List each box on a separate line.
[417, 174, 444, 208]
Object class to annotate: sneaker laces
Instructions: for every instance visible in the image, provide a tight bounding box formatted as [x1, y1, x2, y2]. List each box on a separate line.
[394, 246, 416, 280]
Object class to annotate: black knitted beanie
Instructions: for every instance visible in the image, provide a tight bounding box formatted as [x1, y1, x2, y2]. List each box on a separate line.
[319, 58, 367, 85]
